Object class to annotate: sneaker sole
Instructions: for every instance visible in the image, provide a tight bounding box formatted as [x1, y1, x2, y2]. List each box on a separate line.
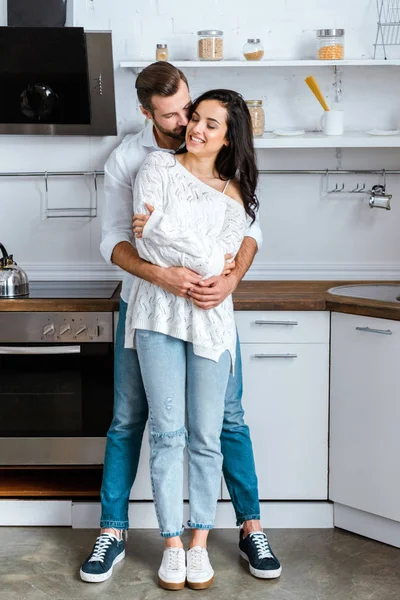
[80, 549, 126, 583]
[239, 550, 282, 579]
[186, 575, 214, 590]
[158, 576, 186, 590]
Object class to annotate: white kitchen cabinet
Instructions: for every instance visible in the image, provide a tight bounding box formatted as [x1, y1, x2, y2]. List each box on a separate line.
[235, 310, 329, 344]
[130, 311, 329, 502]
[330, 312, 400, 522]
[223, 311, 330, 500]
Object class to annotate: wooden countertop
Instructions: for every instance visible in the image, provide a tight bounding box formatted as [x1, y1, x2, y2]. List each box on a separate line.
[1, 280, 400, 320]
[234, 280, 400, 320]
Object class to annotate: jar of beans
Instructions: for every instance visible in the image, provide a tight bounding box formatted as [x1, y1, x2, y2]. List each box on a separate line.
[245, 100, 264, 137]
[197, 30, 223, 61]
[316, 29, 344, 60]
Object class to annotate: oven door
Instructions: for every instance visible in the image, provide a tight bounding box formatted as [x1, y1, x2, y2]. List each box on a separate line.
[0, 342, 113, 464]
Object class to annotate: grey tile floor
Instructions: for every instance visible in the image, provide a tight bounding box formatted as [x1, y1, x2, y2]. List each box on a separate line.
[0, 528, 399, 600]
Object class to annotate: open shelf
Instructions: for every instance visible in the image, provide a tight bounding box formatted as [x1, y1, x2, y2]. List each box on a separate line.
[120, 59, 400, 69]
[253, 131, 400, 149]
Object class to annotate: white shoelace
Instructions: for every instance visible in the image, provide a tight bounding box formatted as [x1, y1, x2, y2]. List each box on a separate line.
[249, 532, 273, 560]
[88, 534, 115, 563]
[167, 548, 184, 571]
[189, 547, 206, 571]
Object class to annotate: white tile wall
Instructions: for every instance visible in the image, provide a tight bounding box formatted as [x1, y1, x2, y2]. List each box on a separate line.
[1, 0, 400, 280]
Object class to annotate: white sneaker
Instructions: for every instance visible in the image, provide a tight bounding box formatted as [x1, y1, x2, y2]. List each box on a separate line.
[158, 547, 186, 590]
[186, 546, 214, 590]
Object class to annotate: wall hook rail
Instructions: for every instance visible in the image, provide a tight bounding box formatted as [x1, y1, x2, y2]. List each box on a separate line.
[0, 170, 104, 219]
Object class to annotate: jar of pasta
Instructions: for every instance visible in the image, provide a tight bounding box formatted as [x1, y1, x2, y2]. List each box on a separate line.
[245, 100, 264, 137]
[316, 29, 344, 60]
[197, 30, 223, 61]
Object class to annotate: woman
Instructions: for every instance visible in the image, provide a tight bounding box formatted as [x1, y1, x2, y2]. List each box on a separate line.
[125, 89, 259, 590]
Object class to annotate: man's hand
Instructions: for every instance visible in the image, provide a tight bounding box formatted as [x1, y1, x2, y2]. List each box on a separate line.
[188, 274, 236, 310]
[156, 266, 203, 298]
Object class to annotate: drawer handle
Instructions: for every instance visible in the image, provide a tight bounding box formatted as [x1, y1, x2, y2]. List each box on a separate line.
[254, 353, 298, 359]
[254, 320, 298, 326]
[355, 326, 392, 336]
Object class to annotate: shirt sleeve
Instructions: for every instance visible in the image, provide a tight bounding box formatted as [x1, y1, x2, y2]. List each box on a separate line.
[100, 147, 135, 265]
[134, 154, 246, 279]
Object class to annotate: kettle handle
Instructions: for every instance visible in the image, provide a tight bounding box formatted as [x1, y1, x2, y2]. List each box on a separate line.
[0, 243, 10, 267]
[0, 243, 9, 260]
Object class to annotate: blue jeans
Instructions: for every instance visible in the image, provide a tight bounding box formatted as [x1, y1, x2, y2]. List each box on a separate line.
[100, 300, 260, 529]
[136, 330, 230, 536]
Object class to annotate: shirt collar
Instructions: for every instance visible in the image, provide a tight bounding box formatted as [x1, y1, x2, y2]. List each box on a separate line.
[141, 120, 186, 153]
[141, 120, 157, 148]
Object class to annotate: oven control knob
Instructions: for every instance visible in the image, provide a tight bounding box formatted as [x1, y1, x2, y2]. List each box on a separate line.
[75, 325, 88, 337]
[59, 325, 71, 336]
[43, 324, 55, 337]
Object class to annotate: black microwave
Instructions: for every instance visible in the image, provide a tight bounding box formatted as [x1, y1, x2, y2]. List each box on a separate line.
[0, 27, 117, 136]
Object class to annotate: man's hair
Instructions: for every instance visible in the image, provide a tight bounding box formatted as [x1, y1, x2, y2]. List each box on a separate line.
[135, 61, 189, 114]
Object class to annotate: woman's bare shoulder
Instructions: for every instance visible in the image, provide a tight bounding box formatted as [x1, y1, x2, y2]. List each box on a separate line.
[225, 179, 244, 207]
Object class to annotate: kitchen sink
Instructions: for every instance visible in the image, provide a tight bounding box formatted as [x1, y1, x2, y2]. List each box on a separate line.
[328, 284, 400, 303]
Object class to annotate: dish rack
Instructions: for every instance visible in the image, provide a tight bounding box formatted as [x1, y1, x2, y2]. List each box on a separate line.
[374, 0, 400, 58]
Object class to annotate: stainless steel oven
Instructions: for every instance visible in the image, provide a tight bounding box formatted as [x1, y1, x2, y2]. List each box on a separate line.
[0, 310, 114, 465]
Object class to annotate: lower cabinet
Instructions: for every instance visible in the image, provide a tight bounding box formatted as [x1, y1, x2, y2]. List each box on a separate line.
[330, 312, 400, 523]
[221, 342, 329, 500]
[131, 311, 330, 502]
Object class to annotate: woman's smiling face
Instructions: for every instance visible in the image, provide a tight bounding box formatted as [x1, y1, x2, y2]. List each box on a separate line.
[185, 100, 229, 157]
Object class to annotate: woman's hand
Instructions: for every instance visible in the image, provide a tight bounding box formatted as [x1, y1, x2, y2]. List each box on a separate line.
[133, 203, 154, 238]
[222, 254, 235, 276]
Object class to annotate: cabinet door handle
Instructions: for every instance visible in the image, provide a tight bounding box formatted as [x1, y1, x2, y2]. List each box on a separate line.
[254, 353, 298, 359]
[355, 326, 393, 335]
[254, 320, 298, 326]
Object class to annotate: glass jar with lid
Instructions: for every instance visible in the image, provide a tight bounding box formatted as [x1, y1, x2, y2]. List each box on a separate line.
[243, 39, 264, 61]
[245, 100, 265, 137]
[197, 30, 223, 61]
[316, 29, 344, 60]
[156, 44, 168, 61]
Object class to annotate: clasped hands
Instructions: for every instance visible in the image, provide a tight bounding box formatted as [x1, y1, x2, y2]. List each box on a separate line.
[132, 204, 236, 310]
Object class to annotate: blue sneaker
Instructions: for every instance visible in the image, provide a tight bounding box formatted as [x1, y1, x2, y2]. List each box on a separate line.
[80, 533, 125, 583]
[239, 530, 282, 579]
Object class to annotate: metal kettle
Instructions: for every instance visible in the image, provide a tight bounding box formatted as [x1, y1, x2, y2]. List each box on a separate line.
[0, 243, 29, 298]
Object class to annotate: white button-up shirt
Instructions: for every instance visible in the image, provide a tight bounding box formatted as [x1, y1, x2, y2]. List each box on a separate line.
[100, 122, 263, 303]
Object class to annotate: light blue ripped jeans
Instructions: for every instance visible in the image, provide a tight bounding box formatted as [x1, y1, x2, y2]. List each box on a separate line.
[135, 329, 231, 538]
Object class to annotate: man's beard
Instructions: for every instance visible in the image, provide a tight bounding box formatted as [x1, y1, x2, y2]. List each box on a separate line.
[153, 116, 186, 141]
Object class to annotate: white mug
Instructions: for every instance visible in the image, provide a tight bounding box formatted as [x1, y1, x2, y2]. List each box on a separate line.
[321, 110, 344, 136]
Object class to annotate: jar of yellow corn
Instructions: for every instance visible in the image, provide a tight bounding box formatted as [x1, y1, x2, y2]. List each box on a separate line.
[316, 29, 344, 60]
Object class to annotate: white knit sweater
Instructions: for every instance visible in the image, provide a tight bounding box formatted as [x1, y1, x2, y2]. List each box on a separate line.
[125, 151, 247, 368]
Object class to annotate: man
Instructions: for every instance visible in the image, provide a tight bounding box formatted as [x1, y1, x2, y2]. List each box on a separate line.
[80, 61, 281, 583]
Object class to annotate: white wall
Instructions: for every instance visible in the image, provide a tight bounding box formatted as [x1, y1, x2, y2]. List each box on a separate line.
[1, 0, 400, 280]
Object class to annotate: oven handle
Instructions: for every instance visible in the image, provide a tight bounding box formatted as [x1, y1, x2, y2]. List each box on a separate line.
[0, 346, 81, 355]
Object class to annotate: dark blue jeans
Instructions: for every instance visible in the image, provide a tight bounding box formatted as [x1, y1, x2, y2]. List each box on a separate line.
[100, 299, 260, 529]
